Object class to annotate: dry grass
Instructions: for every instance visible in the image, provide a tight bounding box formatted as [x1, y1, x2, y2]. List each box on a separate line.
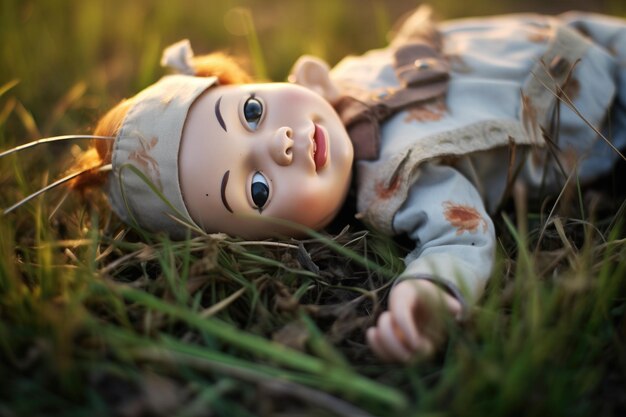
[1, 1, 626, 416]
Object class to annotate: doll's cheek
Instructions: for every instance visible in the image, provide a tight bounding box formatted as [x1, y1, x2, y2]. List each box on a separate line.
[292, 191, 343, 222]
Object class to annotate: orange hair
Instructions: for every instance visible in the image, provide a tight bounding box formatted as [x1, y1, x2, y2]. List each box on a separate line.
[68, 52, 252, 192]
[191, 52, 252, 85]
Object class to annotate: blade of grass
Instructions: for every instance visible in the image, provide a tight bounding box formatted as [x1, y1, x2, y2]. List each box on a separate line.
[102, 328, 378, 417]
[112, 283, 407, 409]
[300, 311, 349, 368]
[0, 79, 20, 98]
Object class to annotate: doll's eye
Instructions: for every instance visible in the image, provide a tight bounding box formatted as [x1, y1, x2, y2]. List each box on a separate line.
[250, 171, 269, 211]
[243, 96, 264, 130]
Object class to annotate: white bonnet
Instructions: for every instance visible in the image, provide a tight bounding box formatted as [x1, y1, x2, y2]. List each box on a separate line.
[107, 40, 217, 237]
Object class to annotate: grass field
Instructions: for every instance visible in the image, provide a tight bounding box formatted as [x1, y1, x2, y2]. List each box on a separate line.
[1, 1, 626, 416]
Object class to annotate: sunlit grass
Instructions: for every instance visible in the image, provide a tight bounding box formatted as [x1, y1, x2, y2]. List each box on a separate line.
[1, 0, 626, 416]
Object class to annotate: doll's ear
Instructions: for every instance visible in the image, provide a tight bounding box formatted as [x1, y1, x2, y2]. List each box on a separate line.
[289, 55, 340, 103]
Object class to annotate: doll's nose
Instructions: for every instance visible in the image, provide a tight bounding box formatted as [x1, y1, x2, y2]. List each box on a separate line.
[270, 127, 294, 166]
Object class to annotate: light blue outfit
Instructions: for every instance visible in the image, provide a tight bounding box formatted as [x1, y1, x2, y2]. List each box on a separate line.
[330, 11, 626, 304]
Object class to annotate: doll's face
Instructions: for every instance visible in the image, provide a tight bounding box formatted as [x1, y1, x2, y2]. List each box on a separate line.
[179, 83, 354, 239]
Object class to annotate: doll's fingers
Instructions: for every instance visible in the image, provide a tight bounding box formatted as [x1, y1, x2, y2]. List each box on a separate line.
[366, 327, 394, 362]
[389, 288, 421, 351]
[392, 307, 435, 356]
[377, 312, 413, 363]
[446, 295, 463, 321]
[390, 308, 435, 356]
[415, 335, 434, 357]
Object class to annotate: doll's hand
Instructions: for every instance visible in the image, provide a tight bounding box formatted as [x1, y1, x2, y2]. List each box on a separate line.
[366, 280, 462, 363]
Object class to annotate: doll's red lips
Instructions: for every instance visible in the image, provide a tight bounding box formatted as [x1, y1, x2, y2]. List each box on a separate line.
[312, 123, 328, 171]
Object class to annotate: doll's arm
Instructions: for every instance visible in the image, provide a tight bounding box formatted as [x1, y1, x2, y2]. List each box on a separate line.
[367, 162, 495, 362]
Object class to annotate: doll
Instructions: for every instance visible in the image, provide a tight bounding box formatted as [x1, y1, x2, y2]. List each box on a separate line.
[4, 7, 626, 363]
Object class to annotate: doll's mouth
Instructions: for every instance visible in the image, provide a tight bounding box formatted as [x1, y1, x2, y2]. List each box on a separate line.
[312, 123, 328, 171]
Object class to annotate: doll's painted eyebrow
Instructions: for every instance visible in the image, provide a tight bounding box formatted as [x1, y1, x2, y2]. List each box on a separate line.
[215, 96, 227, 132]
[220, 170, 233, 213]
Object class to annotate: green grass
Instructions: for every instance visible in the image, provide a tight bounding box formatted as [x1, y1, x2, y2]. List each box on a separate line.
[1, 1, 626, 416]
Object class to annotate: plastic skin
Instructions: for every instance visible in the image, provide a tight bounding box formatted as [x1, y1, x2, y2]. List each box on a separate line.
[179, 82, 354, 239]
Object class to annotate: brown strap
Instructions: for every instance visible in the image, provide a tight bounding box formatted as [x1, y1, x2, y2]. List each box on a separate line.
[336, 39, 450, 161]
[394, 42, 449, 89]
